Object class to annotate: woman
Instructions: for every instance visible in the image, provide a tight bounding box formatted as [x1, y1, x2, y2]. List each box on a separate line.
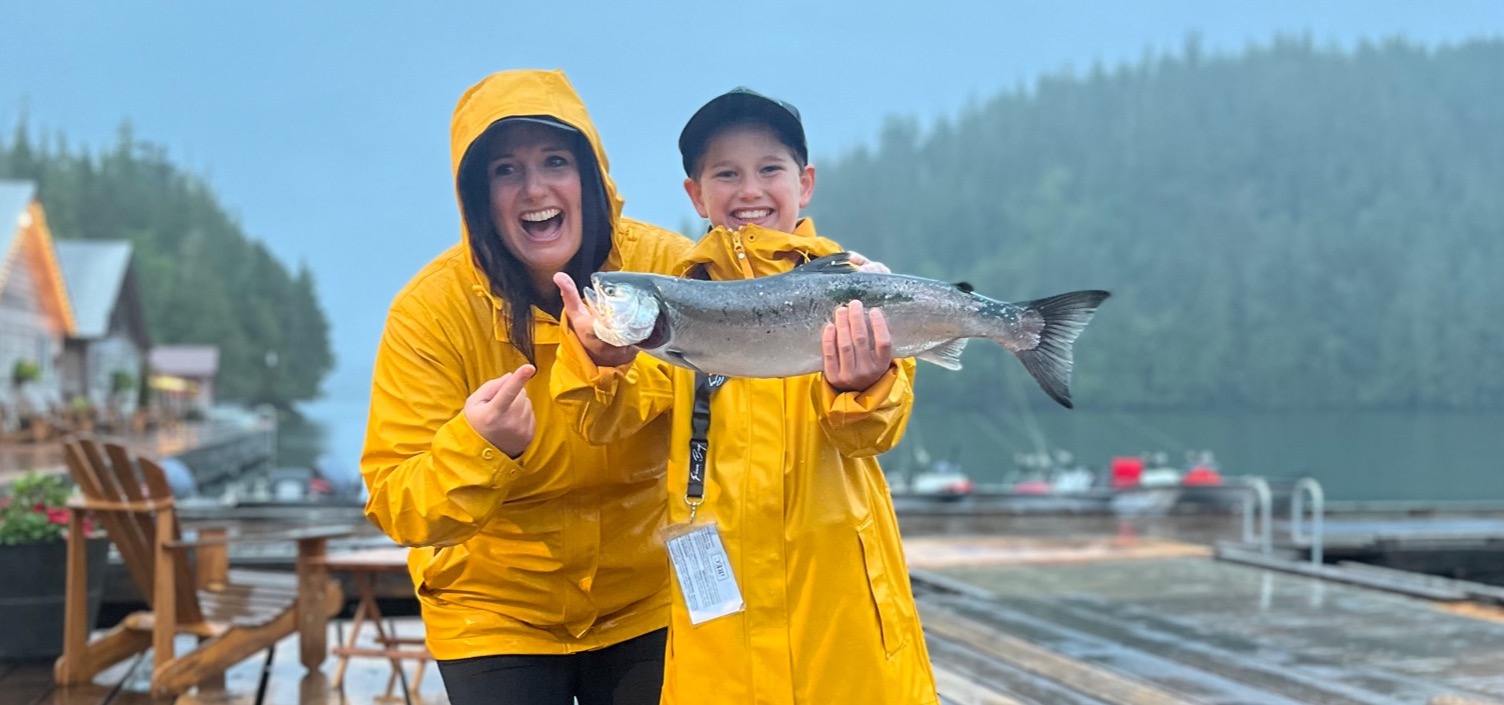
[361, 69, 692, 705]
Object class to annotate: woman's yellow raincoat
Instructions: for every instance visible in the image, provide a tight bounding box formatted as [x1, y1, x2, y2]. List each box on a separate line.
[361, 69, 692, 659]
[553, 220, 939, 704]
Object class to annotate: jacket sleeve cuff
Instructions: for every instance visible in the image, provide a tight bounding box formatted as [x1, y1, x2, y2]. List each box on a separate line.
[819, 362, 905, 423]
[432, 411, 525, 485]
[556, 312, 631, 395]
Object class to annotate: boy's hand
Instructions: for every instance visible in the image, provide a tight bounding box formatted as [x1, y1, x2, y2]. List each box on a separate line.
[847, 251, 891, 274]
[822, 300, 894, 392]
[555, 273, 639, 367]
[464, 364, 536, 458]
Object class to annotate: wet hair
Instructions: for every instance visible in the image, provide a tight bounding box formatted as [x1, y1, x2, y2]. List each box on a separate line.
[688, 117, 808, 180]
[457, 118, 613, 363]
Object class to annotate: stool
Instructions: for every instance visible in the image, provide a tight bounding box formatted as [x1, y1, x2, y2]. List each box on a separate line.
[320, 547, 432, 698]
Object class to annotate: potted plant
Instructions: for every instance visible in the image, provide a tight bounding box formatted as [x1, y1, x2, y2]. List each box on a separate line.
[11, 358, 41, 388]
[0, 471, 109, 660]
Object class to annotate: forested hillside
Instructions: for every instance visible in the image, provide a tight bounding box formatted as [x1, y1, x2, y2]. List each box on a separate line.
[1, 124, 333, 407]
[813, 36, 1504, 412]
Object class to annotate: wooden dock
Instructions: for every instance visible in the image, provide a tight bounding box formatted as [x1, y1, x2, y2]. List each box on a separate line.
[7, 515, 1504, 704]
[0, 421, 274, 491]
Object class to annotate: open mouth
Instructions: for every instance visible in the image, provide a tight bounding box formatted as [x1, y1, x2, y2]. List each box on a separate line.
[519, 207, 564, 241]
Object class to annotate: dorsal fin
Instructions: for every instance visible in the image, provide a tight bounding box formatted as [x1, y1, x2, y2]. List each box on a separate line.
[792, 252, 859, 274]
[954, 281, 975, 294]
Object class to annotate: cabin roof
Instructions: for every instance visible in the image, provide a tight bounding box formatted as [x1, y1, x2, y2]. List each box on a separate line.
[56, 240, 134, 339]
[151, 345, 220, 378]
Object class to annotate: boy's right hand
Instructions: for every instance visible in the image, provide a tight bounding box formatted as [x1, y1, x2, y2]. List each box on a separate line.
[554, 272, 639, 367]
[464, 364, 536, 458]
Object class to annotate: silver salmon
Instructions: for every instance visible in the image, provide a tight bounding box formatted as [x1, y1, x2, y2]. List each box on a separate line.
[584, 253, 1109, 408]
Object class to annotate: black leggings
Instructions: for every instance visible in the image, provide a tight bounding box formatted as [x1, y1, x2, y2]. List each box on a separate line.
[436, 628, 666, 705]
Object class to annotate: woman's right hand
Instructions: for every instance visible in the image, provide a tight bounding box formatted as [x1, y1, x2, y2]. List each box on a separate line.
[554, 272, 639, 367]
[464, 364, 536, 458]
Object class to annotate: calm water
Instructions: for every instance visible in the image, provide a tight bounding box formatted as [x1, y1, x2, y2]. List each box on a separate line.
[278, 396, 1504, 503]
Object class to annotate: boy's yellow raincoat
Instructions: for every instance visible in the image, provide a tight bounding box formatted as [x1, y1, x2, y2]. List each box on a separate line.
[554, 220, 939, 704]
[361, 69, 691, 659]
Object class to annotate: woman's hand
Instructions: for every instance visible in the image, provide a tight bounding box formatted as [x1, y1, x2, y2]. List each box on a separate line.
[555, 273, 639, 367]
[464, 364, 536, 458]
[847, 251, 891, 274]
[822, 299, 894, 392]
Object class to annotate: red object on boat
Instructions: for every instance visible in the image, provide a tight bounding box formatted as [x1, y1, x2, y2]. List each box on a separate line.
[1182, 465, 1223, 486]
[1013, 480, 1051, 495]
[1110, 456, 1144, 488]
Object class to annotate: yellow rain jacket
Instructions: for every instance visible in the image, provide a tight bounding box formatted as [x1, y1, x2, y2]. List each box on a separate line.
[553, 220, 939, 704]
[361, 69, 692, 659]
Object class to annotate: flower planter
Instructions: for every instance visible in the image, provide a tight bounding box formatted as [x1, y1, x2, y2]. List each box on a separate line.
[0, 537, 109, 660]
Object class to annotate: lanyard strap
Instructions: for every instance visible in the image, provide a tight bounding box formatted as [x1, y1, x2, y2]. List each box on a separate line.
[686, 372, 726, 521]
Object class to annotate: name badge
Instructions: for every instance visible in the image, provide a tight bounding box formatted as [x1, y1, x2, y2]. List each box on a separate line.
[665, 522, 744, 625]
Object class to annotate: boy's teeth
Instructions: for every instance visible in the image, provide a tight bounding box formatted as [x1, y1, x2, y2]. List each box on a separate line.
[521, 208, 561, 222]
[735, 209, 770, 219]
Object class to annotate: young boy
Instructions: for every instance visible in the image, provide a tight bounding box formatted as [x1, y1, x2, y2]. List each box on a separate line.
[552, 88, 938, 705]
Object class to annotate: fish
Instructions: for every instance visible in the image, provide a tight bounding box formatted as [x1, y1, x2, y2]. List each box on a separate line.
[583, 253, 1110, 408]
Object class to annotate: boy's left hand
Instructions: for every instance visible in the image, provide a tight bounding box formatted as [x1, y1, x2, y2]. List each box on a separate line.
[847, 251, 891, 274]
[823, 299, 894, 392]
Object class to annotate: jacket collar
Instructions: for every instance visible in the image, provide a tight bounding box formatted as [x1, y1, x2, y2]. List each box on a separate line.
[678, 218, 842, 280]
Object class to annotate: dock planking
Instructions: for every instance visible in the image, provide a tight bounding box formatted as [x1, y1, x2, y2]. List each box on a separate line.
[914, 547, 1504, 704]
[8, 526, 1504, 704]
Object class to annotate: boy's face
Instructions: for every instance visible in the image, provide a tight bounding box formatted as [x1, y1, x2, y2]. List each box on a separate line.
[684, 123, 814, 234]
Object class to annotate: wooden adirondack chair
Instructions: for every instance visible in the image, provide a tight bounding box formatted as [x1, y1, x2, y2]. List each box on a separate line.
[54, 436, 346, 697]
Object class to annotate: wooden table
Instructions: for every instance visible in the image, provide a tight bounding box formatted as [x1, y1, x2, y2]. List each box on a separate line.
[317, 547, 432, 698]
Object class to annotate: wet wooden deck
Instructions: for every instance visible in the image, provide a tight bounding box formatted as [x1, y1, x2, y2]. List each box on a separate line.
[6, 527, 1504, 704]
[907, 535, 1504, 705]
[0, 619, 446, 705]
[0, 421, 269, 487]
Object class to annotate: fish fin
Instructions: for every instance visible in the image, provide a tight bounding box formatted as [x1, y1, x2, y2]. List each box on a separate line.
[917, 339, 968, 370]
[1008, 290, 1111, 409]
[665, 349, 706, 374]
[793, 252, 859, 274]
[954, 282, 974, 294]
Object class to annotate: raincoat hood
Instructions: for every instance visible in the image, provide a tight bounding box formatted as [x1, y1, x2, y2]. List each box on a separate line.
[450, 69, 626, 299]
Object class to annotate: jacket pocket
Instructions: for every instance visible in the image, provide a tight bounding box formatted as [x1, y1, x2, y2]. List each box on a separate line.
[855, 517, 912, 656]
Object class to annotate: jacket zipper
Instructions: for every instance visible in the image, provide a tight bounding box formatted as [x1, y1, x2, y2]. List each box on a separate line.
[732, 231, 755, 279]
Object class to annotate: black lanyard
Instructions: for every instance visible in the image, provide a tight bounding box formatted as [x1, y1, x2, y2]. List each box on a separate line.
[686, 371, 726, 521]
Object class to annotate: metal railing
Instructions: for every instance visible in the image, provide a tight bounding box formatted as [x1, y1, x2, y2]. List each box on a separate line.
[1240, 476, 1273, 554]
[1290, 477, 1326, 566]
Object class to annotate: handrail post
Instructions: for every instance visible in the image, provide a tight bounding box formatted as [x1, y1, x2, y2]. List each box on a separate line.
[1239, 476, 1273, 554]
[1291, 477, 1325, 566]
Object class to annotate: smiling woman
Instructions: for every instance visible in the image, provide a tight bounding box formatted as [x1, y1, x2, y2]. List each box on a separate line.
[361, 69, 693, 705]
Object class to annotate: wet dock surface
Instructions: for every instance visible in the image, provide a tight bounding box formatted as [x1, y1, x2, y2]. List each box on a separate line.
[7, 514, 1504, 704]
[912, 544, 1504, 704]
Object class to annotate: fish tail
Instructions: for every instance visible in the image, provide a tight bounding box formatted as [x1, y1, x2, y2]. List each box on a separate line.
[1005, 290, 1110, 409]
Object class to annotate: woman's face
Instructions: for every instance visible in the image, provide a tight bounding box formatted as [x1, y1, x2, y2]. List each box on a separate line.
[486, 122, 584, 293]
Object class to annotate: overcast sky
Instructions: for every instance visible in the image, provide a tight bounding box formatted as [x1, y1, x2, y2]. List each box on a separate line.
[4, 1, 1501, 399]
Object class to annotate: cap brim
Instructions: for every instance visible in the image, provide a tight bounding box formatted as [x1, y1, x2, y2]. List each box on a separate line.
[499, 115, 580, 133]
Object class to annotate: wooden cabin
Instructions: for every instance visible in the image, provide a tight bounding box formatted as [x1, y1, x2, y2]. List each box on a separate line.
[0, 180, 76, 437]
[149, 344, 220, 416]
[56, 240, 152, 421]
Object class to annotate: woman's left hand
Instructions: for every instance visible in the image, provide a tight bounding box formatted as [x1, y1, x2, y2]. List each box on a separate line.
[555, 272, 639, 367]
[823, 299, 894, 392]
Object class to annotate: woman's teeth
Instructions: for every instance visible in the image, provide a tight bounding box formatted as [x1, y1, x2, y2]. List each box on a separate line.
[521, 208, 562, 222]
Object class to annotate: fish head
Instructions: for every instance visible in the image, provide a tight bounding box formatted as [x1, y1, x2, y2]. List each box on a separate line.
[586, 272, 666, 348]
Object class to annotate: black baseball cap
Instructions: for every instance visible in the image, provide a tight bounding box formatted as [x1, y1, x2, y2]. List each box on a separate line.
[678, 87, 808, 177]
